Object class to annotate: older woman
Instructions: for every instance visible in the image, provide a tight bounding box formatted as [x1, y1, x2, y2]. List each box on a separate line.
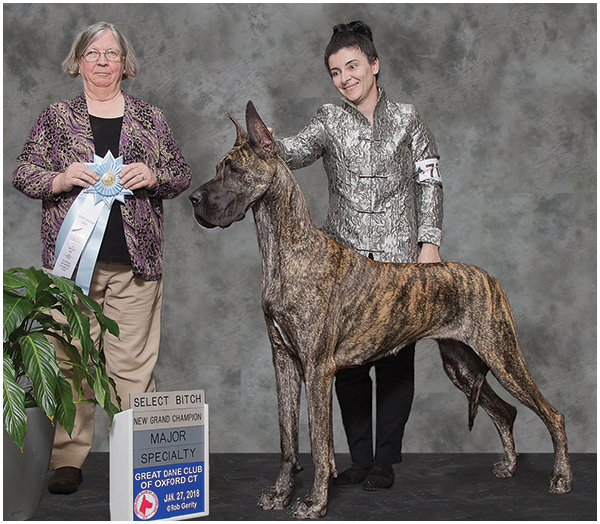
[275, 21, 443, 490]
[12, 22, 191, 494]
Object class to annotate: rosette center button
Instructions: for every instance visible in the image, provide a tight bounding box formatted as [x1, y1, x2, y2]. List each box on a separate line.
[101, 172, 116, 186]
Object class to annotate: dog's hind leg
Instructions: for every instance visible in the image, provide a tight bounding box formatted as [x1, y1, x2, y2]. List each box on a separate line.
[474, 334, 573, 494]
[437, 339, 519, 478]
[258, 319, 304, 511]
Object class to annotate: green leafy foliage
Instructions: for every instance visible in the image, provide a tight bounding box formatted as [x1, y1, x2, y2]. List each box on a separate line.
[3, 267, 121, 449]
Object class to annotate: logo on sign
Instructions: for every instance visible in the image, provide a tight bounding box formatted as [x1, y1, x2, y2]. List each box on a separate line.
[134, 490, 159, 520]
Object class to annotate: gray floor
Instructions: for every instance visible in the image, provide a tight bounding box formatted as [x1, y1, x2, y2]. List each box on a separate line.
[32, 452, 596, 520]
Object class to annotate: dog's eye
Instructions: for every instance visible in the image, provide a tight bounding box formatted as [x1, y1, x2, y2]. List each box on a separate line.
[227, 164, 240, 176]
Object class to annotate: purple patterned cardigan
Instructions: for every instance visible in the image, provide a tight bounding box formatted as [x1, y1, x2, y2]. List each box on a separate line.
[12, 92, 192, 281]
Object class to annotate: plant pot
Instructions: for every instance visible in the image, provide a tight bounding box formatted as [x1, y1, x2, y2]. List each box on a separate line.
[3, 407, 55, 520]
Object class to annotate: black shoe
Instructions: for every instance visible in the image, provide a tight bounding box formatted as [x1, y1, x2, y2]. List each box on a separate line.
[333, 463, 372, 487]
[363, 463, 394, 490]
[48, 466, 83, 494]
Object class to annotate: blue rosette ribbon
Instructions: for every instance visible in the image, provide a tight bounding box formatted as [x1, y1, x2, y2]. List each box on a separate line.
[53, 151, 132, 295]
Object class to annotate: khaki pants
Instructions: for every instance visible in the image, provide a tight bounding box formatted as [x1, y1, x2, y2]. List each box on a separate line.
[49, 262, 163, 470]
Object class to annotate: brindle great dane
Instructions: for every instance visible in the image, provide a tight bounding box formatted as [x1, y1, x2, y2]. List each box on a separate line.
[189, 101, 572, 519]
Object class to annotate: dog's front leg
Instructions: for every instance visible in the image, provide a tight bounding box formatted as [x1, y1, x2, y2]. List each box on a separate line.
[258, 321, 304, 511]
[291, 359, 336, 520]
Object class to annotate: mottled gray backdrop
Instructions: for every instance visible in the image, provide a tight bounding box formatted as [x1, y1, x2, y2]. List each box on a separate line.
[4, 4, 596, 455]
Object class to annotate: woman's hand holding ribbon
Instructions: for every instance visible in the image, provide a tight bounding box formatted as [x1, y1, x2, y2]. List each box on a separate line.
[53, 163, 99, 194]
[120, 163, 157, 191]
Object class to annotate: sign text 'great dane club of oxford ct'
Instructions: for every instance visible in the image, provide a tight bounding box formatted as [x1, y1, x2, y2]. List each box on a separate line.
[110, 390, 209, 520]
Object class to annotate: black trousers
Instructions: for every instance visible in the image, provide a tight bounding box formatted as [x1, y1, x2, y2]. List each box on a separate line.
[334, 343, 415, 465]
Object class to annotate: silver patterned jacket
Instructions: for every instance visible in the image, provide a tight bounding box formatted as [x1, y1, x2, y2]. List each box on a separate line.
[277, 88, 443, 263]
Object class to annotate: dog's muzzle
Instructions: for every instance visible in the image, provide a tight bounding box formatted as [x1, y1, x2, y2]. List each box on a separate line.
[189, 187, 246, 229]
[189, 188, 218, 228]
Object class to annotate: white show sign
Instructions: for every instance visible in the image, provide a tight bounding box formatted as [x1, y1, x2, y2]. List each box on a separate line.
[110, 390, 209, 521]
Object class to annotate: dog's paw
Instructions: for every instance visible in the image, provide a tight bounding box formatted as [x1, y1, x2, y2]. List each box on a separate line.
[491, 458, 517, 478]
[257, 487, 290, 510]
[549, 472, 573, 494]
[291, 497, 327, 519]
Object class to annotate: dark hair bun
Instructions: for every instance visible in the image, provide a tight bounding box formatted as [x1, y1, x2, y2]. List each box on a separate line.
[325, 20, 378, 76]
[332, 20, 373, 42]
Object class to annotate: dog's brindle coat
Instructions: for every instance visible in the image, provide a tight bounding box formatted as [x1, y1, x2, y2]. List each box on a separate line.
[190, 101, 572, 519]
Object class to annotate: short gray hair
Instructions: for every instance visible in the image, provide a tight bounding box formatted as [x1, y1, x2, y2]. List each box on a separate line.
[62, 22, 137, 80]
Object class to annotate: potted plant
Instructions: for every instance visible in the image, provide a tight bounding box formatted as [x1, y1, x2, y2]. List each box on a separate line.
[3, 266, 121, 520]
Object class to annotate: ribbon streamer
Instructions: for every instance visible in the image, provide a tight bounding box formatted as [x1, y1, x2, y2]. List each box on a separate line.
[53, 151, 132, 295]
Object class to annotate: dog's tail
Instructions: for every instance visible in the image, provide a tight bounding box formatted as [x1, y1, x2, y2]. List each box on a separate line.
[468, 364, 489, 431]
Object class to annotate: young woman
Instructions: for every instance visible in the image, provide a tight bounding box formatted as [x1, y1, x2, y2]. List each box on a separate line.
[275, 21, 443, 490]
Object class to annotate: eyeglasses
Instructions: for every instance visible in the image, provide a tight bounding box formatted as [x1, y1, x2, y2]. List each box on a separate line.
[81, 49, 123, 62]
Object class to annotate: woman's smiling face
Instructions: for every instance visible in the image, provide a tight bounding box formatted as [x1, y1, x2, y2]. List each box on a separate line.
[328, 46, 379, 108]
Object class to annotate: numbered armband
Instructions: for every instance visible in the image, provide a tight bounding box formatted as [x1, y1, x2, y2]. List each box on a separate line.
[415, 158, 442, 184]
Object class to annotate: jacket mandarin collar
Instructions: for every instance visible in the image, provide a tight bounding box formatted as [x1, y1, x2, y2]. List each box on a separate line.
[341, 87, 387, 124]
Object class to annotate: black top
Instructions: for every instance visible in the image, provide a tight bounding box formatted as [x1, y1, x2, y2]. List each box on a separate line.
[89, 115, 131, 265]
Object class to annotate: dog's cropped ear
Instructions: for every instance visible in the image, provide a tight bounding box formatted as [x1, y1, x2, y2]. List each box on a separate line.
[246, 101, 276, 159]
[228, 113, 248, 146]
